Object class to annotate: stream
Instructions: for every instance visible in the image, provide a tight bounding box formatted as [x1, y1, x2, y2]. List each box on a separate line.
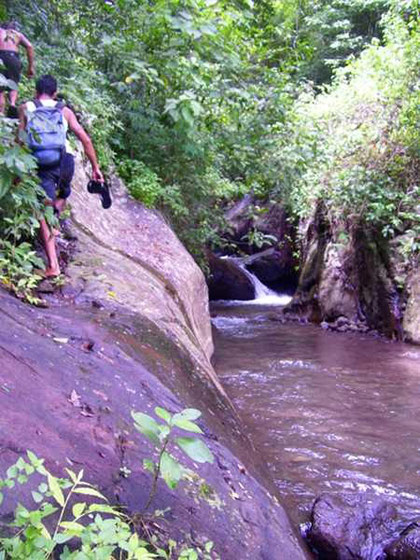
[211, 270, 420, 528]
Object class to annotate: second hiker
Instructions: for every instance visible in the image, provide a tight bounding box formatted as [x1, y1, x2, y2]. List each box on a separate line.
[0, 20, 34, 117]
[19, 74, 104, 277]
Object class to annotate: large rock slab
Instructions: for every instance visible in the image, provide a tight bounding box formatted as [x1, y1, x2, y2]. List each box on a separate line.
[0, 161, 309, 558]
[0, 292, 307, 559]
[67, 154, 222, 392]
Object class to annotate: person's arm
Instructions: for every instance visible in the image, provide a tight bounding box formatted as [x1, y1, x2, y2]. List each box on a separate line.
[18, 33, 35, 78]
[64, 107, 104, 182]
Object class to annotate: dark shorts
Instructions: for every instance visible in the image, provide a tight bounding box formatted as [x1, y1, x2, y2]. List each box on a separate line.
[38, 153, 75, 201]
[0, 50, 22, 90]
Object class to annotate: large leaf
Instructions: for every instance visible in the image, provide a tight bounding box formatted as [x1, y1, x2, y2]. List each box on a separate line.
[154, 407, 171, 423]
[132, 411, 161, 445]
[73, 487, 107, 501]
[172, 409, 201, 421]
[175, 437, 214, 464]
[47, 474, 65, 507]
[172, 409, 203, 432]
[172, 418, 203, 434]
[160, 452, 182, 489]
[72, 502, 86, 517]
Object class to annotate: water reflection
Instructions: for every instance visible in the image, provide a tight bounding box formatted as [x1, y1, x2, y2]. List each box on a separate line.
[212, 303, 420, 525]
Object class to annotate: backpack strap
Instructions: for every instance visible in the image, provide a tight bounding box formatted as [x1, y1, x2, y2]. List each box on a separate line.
[32, 99, 65, 111]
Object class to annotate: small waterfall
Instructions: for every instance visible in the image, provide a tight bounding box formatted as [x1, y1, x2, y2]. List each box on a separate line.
[222, 256, 292, 306]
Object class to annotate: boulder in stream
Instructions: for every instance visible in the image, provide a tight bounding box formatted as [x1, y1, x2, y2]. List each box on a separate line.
[308, 493, 400, 559]
[245, 247, 298, 294]
[287, 203, 405, 338]
[207, 252, 256, 300]
[385, 520, 420, 559]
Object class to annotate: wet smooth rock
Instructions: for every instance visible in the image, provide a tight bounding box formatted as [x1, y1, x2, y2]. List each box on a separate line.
[385, 521, 420, 559]
[287, 204, 405, 340]
[207, 253, 255, 301]
[308, 493, 399, 559]
[245, 247, 298, 293]
[403, 271, 420, 345]
[0, 157, 309, 559]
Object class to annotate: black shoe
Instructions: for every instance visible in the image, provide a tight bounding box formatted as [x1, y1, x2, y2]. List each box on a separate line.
[87, 179, 112, 209]
[7, 106, 18, 119]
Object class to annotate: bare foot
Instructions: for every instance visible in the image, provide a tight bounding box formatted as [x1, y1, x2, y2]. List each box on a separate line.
[44, 267, 61, 278]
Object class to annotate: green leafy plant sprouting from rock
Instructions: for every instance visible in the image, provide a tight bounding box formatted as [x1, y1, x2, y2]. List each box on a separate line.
[0, 449, 217, 559]
[131, 407, 214, 511]
[0, 451, 157, 559]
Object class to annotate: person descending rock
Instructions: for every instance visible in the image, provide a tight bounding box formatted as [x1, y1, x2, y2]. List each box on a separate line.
[19, 74, 104, 278]
[0, 20, 34, 117]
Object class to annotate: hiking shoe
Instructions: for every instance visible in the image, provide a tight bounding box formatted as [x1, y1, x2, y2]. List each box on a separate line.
[87, 179, 112, 209]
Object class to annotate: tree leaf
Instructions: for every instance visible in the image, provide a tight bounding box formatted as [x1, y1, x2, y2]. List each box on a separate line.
[54, 533, 73, 544]
[154, 407, 171, 423]
[160, 452, 182, 489]
[143, 458, 155, 474]
[59, 521, 85, 534]
[87, 504, 123, 516]
[47, 474, 65, 507]
[173, 409, 201, 421]
[172, 418, 203, 434]
[175, 438, 214, 464]
[72, 502, 86, 517]
[73, 487, 108, 501]
[31, 491, 44, 503]
[132, 411, 161, 445]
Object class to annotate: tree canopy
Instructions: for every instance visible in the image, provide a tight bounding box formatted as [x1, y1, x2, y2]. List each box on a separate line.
[2, 0, 420, 274]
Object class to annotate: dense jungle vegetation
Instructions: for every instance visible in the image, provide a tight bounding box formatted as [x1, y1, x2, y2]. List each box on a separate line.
[1, 0, 420, 291]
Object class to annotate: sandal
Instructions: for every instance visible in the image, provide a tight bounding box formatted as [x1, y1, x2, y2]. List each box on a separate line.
[87, 179, 112, 209]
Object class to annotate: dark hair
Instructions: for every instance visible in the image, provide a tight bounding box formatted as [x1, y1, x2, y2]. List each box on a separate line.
[36, 75, 58, 96]
[2, 21, 18, 30]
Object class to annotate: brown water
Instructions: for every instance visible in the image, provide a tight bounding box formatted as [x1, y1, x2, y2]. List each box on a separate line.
[212, 302, 420, 527]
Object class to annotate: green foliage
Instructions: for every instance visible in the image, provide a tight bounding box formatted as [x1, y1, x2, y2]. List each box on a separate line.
[298, 0, 390, 84]
[1, 0, 300, 261]
[241, 229, 278, 250]
[269, 8, 420, 265]
[118, 159, 163, 208]
[132, 407, 214, 510]
[6, 0, 415, 273]
[0, 451, 218, 559]
[0, 119, 48, 302]
[0, 451, 156, 559]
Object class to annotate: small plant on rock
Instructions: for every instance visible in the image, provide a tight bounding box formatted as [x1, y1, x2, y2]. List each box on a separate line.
[131, 407, 214, 511]
[0, 451, 157, 559]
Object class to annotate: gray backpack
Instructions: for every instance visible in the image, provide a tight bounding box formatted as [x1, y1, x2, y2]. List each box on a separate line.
[26, 100, 66, 167]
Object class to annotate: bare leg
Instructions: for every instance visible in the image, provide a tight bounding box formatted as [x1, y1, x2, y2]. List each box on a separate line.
[39, 218, 60, 277]
[9, 89, 18, 107]
[0, 92, 5, 114]
[54, 198, 66, 215]
[50, 198, 67, 237]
